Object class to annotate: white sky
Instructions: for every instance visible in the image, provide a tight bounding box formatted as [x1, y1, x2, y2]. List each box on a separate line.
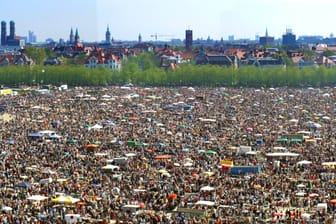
[1, 0, 335, 42]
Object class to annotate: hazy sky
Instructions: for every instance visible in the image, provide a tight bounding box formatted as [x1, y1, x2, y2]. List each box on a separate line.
[1, 0, 335, 42]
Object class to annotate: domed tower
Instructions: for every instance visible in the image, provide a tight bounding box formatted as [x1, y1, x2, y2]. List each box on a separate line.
[105, 25, 111, 44]
[1, 21, 6, 46]
[9, 20, 15, 40]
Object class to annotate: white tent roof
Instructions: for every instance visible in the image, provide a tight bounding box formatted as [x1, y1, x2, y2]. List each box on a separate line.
[266, 152, 299, 157]
[195, 200, 215, 206]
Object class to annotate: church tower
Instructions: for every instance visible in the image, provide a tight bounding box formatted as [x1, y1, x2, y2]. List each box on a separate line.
[138, 33, 142, 43]
[105, 25, 111, 44]
[1, 21, 6, 46]
[74, 28, 80, 44]
[69, 28, 74, 43]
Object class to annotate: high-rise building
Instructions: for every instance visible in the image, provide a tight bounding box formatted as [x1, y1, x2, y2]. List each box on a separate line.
[105, 25, 111, 44]
[185, 29, 193, 50]
[28, 30, 37, 43]
[228, 35, 234, 42]
[1, 21, 6, 46]
[282, 28, 296, 48]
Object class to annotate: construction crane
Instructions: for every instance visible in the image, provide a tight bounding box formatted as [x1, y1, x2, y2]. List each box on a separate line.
[150, 33, 175, 41]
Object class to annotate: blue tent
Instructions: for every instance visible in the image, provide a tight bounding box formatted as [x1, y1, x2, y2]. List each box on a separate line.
[28, 133, 43, 138]
[15, 181, 32, 188]
[49, 134, 62, 139]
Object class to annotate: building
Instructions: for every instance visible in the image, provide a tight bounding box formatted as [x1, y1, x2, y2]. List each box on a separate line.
[297, 35, 323, 45]
[69, 28, 74, 44]
[228, 35, 234, 42]
[259, 28, 274, 46]
[85, 52, 122, 71]
[1, 20, 20, 46]
[282, 28, 296, 48]
[74, 28, 80, 45]
[185, 29, 193, 50]
[1, 21, 6, 46]
[105, 25, 111, 44]
[138, 33, 142, 43]
[28, 31, 37, 43]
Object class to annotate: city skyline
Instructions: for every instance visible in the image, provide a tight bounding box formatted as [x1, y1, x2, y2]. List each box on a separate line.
[1, 0, 336, 42]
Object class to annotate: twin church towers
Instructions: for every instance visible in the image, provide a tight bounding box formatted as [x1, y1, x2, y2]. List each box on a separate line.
[68, 25, 113, 44]
[1, 20, 20, 46]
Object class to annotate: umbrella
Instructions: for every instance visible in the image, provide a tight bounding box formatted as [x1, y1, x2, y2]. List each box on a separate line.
[51, 195, 80, 204]
[75, 202, 88, 207]
[154, 155, 171, 160]
[85, 143, 99, 149]
[192, 173, 199, 178]
[253, 184, 262, 190]
[138, 203, 145, 209]
[27, 195, 48, 201]
[169, 193, 177, 200]
[309, 193, 319, 198]
[158, 169, 167, 174]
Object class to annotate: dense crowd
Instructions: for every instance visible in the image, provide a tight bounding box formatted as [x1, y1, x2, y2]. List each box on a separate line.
[0, 86, 335, 223]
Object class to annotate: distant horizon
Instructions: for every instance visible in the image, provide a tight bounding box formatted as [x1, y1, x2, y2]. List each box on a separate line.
[1, 0, 336, 42]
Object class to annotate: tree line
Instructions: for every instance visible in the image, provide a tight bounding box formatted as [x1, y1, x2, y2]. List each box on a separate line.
[1, 53, 336, 88]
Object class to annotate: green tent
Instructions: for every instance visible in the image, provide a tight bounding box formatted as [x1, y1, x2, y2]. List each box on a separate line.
[206, 150, 217, 155]
[277, 138, 288, 143]
[66, 139, 78, 143]
[290, 138, 302, 143]
[127, 141, 137, 147]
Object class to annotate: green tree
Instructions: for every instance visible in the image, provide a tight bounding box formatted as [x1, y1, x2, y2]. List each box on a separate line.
[322, 50, 335, 57]
[24, 46, 47, 65]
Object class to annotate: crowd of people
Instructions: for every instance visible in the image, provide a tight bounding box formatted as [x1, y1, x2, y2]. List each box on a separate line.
[0, 85, 335, 223]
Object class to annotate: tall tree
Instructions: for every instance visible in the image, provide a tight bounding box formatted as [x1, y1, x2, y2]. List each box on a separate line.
[24, 46, 47, 65]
